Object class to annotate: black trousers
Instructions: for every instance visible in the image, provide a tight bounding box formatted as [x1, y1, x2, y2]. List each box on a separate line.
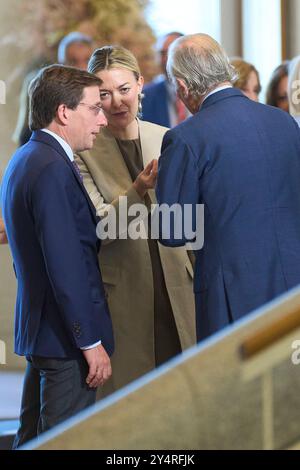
[13, 355, 96, 449]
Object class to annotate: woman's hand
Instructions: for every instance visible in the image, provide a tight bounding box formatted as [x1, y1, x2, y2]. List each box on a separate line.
[133, 159, 158, 198]
[0, 218, 8, 245]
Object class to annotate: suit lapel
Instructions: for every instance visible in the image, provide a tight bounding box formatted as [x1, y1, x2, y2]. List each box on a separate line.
[31, 130, 98, 225]
[79, 122, 166, 205]
[72, 164, 99, 225]
[138, 119, 168, 204]
[101, 120, 159, 176]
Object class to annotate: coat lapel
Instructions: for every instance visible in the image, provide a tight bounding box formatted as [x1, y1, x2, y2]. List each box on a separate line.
[95, 127, 133, 190]
[138, 119, 168, 166]
[78, 121, 167, 205]
[139, 119, 154, 168]
[30, 130, 98, 224]
[138, 119, 169, 204]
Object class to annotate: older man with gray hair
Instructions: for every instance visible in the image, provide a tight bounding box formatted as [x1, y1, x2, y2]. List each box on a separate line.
[156, 33, 300, 341]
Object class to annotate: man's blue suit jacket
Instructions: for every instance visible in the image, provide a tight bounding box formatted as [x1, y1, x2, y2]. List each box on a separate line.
[156, 88, 300, 341]
[1, 130, 114, 358]
[142, 78, 171, 127]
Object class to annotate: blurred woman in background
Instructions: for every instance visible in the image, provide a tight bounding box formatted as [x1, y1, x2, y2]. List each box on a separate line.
[231, 58, 261, 102]
[266, 62, 289, 113]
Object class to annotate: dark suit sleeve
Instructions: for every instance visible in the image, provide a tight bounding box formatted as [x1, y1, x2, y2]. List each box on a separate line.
[30, 160, 104, 349]
[156, 129, 202, 247]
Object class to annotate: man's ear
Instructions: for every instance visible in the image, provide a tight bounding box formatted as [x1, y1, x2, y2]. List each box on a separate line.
[176, 78, 189, 98]
[56, 103, 70, 125]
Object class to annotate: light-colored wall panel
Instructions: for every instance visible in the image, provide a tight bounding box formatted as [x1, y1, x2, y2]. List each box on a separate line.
[0, 0, 30, 371]
[221, 0, 242, 58]
[285, 0, 300, 58]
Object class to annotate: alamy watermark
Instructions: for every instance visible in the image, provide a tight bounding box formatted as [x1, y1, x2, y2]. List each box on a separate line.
[96, 198, 204, 250]
[291, 340, 300, 365]
[291, 80, 300, 107]
[0, 80, 6, 104]
[0, 340, 6, 365]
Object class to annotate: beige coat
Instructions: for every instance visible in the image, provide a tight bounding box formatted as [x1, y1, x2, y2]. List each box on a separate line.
[76, 119, 196, 395]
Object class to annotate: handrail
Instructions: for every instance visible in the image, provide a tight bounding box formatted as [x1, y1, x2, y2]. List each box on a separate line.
[240, 306, 300, 360]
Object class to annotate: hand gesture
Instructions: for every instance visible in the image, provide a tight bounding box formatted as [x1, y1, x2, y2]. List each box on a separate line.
[0, 218, 8, 245]
[133, 159, 158, 198]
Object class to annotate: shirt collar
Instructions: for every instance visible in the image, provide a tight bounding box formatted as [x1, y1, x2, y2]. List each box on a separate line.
[293, 115, 300, 127]
[41, 129, 74, 162]
[203, 85, 233, 103]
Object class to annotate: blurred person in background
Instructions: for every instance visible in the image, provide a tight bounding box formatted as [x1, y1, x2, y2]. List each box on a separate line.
[13, 32, 93, 147]
[266, 62, 289, 113]
[231, 58, 261, 102]
[57, 31, 94, 70]
[142, 32, 189, 127]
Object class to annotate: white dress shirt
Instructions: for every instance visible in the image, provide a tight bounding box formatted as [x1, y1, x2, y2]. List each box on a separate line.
[41, 129, 101, 351]
[292, 115, 300, 128]
[203, 85, 233, 103]
[41, 128, 74, 161]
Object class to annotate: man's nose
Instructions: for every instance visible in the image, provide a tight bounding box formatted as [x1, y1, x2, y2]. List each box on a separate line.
[97, 109, 107, 127]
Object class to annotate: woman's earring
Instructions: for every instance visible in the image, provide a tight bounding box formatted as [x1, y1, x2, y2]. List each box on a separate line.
[137, 92, 144, 117]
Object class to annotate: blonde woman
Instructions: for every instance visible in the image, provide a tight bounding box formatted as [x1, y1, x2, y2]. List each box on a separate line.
[75, 45, 196, 397]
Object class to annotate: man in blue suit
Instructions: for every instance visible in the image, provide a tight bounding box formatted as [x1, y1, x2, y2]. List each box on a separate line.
[142, 32, 189, 127]
[1, 65, 114, 447]
[156, 34, 300, 342]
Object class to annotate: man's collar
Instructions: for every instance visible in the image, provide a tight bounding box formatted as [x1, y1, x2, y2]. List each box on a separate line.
[200, 87, 246, 111]
[203, 85, 233, 103]
[41, 129, 74, 162]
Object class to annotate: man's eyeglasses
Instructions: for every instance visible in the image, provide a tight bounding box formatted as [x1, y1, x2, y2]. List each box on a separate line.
[78, 102, 103, 116]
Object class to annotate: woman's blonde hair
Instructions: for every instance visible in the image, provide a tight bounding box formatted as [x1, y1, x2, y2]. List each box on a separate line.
[231, 58, 261, 94]
[88, 45, 141, 80]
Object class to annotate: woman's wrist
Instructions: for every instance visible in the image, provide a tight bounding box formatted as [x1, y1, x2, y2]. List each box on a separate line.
[133, 180, 147, 198]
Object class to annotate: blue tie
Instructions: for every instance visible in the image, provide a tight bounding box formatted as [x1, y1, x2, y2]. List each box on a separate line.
[72, 160, 83, 182]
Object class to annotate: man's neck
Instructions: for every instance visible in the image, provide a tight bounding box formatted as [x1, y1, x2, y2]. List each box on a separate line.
[42, 126, 74, 161]
[46, 124, 72, 149]
[199, 81, 232, 108]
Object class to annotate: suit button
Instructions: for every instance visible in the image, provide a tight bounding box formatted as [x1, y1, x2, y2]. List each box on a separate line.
[73, 322, 82, 338]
